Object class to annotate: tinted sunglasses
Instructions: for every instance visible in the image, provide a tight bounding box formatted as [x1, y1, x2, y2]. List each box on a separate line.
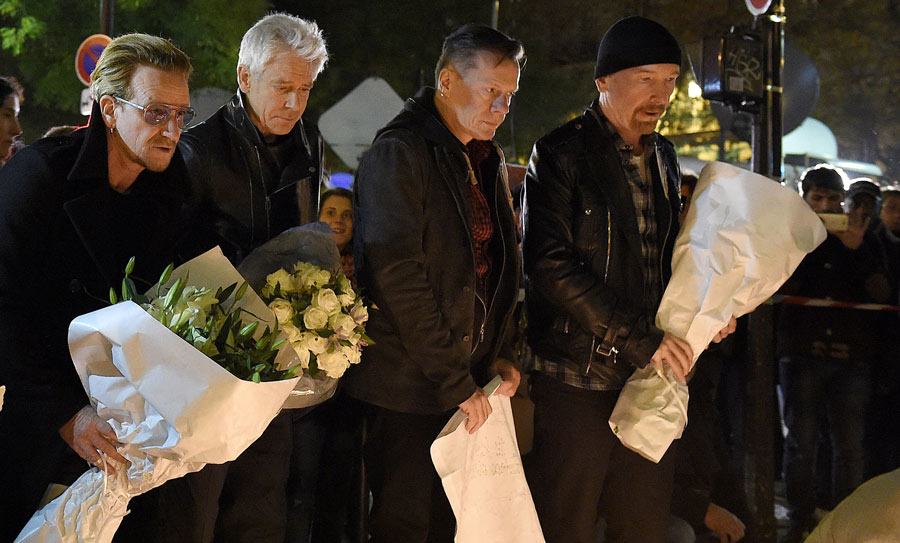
[115, 96, 195, 128]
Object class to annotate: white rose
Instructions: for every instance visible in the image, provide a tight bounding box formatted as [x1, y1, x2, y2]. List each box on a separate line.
[338, 292, 356, 308]
[328, 313, 358, 339]
[281, 323, 303, 344]
[313, 288, 341, 315]
[347, 346, 362, 365]
[316, 349, 350, 379]
[290, 345, 311, 370]
[268, 299, 294, 324]
[303, 306, 329, 330]
[311, 269, 332, 288]
[350, 303, 369, 325]
[266, 269, 295, 293]
[300, 332, 329, 355]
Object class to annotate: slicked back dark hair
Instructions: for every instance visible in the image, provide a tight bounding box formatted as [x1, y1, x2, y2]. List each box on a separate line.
[434, 24, 524, 86]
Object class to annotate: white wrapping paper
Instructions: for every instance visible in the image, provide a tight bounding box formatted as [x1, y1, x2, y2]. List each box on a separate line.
[431, 377, 545, 543]
[609, 161, 827, 462]
[16, 248, 299, 543]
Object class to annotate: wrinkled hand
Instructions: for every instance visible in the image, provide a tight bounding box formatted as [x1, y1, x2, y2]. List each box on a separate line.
[492, 358, 521, 397]
[459, 388, 491, 434]
[650, 332, 693, 384]
[704, 502, 746, 542]
[834, 211, 869, 250]
[59, 405, 128, 474]
[712, 316, 737, 344]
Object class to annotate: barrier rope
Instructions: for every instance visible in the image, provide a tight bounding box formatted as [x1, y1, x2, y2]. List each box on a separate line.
[768, 294, 900, 312]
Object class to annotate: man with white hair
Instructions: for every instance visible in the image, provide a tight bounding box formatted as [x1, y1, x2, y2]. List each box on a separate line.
[180, 12, 328, 263]
[168, 13, 328, 543]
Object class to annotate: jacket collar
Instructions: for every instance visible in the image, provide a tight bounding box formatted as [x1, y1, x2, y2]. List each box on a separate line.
[380, 87, 467, 153]
[222, 90, 311, 156]
[67, 101, 111, 187]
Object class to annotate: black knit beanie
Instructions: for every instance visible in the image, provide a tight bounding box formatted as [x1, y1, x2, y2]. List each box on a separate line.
[594, 16, 682, 79]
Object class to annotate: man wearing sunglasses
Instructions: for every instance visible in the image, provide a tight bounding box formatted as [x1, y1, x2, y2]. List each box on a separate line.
[165, 13, 329, 543]
[0, 33, 193, 541]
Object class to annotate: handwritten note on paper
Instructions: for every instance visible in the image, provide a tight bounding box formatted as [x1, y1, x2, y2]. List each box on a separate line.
[431, 377, 545, 543]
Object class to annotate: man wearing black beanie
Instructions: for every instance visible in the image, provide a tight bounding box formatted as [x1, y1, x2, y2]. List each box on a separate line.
[522, 16, 736, 543]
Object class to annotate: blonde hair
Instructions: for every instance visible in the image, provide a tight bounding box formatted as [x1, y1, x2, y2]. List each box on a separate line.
[90, 33, 192, 101]
[238, 13, 328, 81]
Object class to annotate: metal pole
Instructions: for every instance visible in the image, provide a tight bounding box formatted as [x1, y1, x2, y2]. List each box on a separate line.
[491, 0, 499, 29]
[745, 3, 785, 542]
[99, 0, 114, 36]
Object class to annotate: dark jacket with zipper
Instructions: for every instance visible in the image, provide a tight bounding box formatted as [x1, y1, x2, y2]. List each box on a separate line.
[343, 87, 520, 414]
[522, 100, 681, 390]
[179, 91, 323, 263]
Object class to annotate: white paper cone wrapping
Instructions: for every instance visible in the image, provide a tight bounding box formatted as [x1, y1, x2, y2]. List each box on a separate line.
[16, 247, 298, 543]
[610, 162, 827, 463]
[431, 378, 545, 543]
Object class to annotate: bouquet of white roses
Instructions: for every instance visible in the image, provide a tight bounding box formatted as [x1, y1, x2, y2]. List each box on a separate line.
[262, 260, 370, 380]
[16, 248, 300, 543]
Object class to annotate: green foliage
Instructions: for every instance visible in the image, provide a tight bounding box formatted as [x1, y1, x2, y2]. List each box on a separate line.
[0, 0, 266, 116]
[114, 257, 298, 383]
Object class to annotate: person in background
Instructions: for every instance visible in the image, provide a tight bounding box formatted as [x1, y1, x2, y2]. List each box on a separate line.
[319, 186, 355, 284]
[777, 165, 890, 542]
[1, 75, 23, 166]
[0, 34, 193, 541]
[165, 13, 329, 543]
[345, 23, 524, 542]
[42, 125, 80, 138]
[879, 188, 900, 238]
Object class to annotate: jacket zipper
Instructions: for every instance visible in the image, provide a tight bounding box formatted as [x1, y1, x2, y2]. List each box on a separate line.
[585, 211, 614, 375]
[655, 146, 671, 296]
[255, 147, 272, 240]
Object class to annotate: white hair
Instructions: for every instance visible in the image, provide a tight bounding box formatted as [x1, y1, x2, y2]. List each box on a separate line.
[237, 13, 328, 81]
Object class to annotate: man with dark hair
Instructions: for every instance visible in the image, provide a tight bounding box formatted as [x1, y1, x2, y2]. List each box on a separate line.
[521, 16, 734, 543]
[344, 23, 524, 542]
[0, 33, 193, 540]
[778, 165, 890, 542]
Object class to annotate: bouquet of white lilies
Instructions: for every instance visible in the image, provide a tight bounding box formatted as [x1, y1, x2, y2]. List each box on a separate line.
[16, 248, 301, 543]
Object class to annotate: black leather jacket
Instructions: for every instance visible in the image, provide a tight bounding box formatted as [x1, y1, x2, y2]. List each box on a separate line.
[179, 91, 324, 263]
[522, 101, 681, 390]
[343, 87, 520, 414]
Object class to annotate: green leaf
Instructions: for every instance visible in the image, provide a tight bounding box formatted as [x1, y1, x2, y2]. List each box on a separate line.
[108, 287, 118, 305]
[125, 256, 135, 277]
[251, 372, 260, 383]
[158, 262, 174, 286]
[235, 281, 248, 301]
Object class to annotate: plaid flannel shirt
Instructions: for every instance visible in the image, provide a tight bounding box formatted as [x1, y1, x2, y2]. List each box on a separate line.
[533, 108, 665, 391]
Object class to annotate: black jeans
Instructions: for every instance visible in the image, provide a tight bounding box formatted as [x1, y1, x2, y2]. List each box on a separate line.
[524, 372, 677, 543]
[780, 356, 870, 523]
[361, 404, 456, 543]
[155, 411, 293, 543]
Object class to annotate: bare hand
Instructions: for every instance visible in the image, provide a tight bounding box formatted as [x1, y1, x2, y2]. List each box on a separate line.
[712, 316, 737, 344]
[59, 405, 128, 474]
[650, 332, 693, 384]
[704, 502, 746, 542]
[492, 358, 521, 397]
[834, 211, 869, 250]
[458, 388, 491, 434]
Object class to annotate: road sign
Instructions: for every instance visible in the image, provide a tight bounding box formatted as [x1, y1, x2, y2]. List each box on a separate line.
[745, 0, 773, 15]
[75, 34, 111, 86]
[318, 77, 404, 169]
